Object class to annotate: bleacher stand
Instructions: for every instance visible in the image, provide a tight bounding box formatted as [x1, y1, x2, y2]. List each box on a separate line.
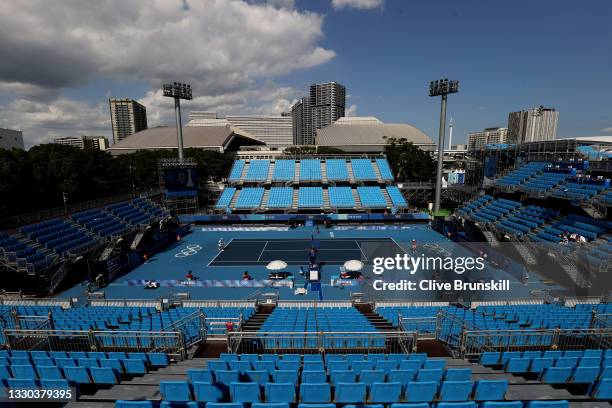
[272, 160, 295, 182]
[328, 187, 355, 208]
[325, 159, 350, 181]
[234, 188, 265, 209]
[227, 160, 246, 182]
[300, 159, 322, 182]
[357, 187, 387, 208]
[298, 187, 323, 208]
[215, 188, 236, 210]
[351, 159, 377, 180]
[266, 187, 294, 209]
[244, 160, 270, 182]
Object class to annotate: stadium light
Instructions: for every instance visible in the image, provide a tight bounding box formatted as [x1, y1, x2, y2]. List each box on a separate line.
[429, 78, 459, 213]
[162, 82, 193, 163]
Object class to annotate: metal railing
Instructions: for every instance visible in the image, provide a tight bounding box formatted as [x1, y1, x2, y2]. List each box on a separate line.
[399, 316, 437, 339]
[459, 327, 612, 359]
[228, 330, 418, 355]
[161, 309, 206, 348]
[15, 315, 52, 330]
[435, 309, 479, 349]
[591, 313, 612, 329]
[207, 317, 242, 338]
[3, 328, 187, 360]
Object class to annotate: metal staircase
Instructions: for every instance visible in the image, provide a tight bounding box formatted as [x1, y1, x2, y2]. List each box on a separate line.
[229, 190, 240, 210]
[260, 189, 270, 209]
[293, 161, 300, 184]
[372, 160, 383, 183]
[381, 188, 393, 208]
[322, 188, 330, 210]
[352, 188, 362, 209]
[347, 161, 356, 184]
[238, 162, 249, 183]
[291, 189, 299, 210]
[513, 242, 537, 265]
[321, 161, 328, 184]
[266, 162, 275, 184]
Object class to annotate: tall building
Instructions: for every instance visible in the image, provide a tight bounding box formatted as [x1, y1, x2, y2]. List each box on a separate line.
[0, 128, 24, 150]
[508, 107, 558, 144]
[310, 81, 346, 132]
[291, 97, 313, 145]
[186, 112, 292, 147]
[467, 127, 508, 150]
[109, 98, 148, 144]
[54, 135, 110, 151]
[291, 81, 346, 145]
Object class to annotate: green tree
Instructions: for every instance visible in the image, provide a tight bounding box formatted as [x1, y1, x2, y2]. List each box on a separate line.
[384, 138, 434, 182]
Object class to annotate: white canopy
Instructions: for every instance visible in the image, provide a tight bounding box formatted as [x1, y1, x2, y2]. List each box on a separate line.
[266, 260, 288, 271]
[343, 259, 364, 272]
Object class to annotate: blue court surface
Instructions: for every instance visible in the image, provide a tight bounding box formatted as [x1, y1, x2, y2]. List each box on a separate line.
[57, 225, 562, 302]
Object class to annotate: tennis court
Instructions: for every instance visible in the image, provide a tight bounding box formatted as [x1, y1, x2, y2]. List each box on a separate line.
[209, 238, 405, 266]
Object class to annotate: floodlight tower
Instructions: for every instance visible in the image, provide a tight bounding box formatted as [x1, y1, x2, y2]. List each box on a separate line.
[163, 82, 193, 163]
[429, 78, 459, 213]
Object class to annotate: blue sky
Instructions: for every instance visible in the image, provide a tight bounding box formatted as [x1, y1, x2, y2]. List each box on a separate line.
[0, 0, 610, 146]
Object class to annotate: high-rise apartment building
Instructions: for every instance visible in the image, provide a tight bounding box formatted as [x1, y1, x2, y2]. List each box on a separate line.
[54, 135, 110, 150]
[0, 128, 24, 150]
[467, 127, 508, 150]
[508, 107, 558, 144]
[310, 81, 346, 132]
[109, 98, 148, 144]
[291, 97, 313, 145]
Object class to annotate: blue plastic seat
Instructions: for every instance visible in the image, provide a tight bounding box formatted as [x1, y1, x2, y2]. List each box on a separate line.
[253, 403, 290, 408]
[230, 361, 252, 373]
[389, 404, 430, 408]
[540, 367, 572, 383]
[33, 357, 54, 367]
[436, 403, 476, 408]
[479, 403, 522, 408]
[37, 365, 63, 380]
[55, 357, 77, 368]
[277, 361, 300, 371]
[327, 361, 349, 372]
[100, 358, 123, 375]
[204, 403, 240, 408]
[375, 360, 398, 374]
[64, 366, 91, 384]
[7, 378, 37, 388]
[253, 361, 276, 374]
[330, 369, 356, 385]
[444, 368, 471, 381]
[115, 402, 155, 408]
[220, 353, 238, 363]
[423, 360, 445, 370]
[188, 369, 214, 383]
[230, 382, 261, 403]
[193, 382, 225, 402]
[300, 383, 331, 403]
[416, 369, 443, 382]
[40, 378, 70, 389]
[11, 365, 36, 379]
[124, 358, 147, 375]
[405, 381, 437, 402]
[438, 381, 473, 402]
[273, 370, 298, 386]
[505, 358, 530, 373]
[69, 352, 88, 360]
[148, 353, 169, 367]
[244, 370, 269, 385]
[554, 357, 577, 368]
[500, 352, 521, 365]
[160, 400, 199, 407]
[335, 382, 366, 403]
[351, 361, 375, 374]
[472, 380, 508, 401]
[265, 382, 295, 403]
[368, 382, 402, 403]
[78, 358, 99, 368]
[302, 370, 326, 383]
[591, 379, 612, 399]
[569, 366, 600, 383]
[90, 366, 117, 384]
[529, 358, 554, 373]
[389, 369, 415, 388]
[297, 404, 335, 408]
[160, 381, 192, 402]
[578, 357, 600, 367]
[360, 370, 386, 387]
[303, 362, 324, 371]
[400, 360, 423, 371]
[216, 370, 240, 386]
[209, 361, 228, 371]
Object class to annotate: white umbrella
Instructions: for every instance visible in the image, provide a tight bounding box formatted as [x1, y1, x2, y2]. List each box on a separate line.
[343, 259, 364, 272]
[266, 260, 288, 271]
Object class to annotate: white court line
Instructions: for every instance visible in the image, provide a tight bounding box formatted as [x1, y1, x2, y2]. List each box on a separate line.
[256, 241, 269, 262]
[206, 238, 235, 267]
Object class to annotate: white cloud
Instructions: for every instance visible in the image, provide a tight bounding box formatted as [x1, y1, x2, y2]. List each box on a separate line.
[332, 0, 383, 10]
[346, 104, 358, 117]
[0, 98, 110, 147]
[0, 0, 335, 145]
[601, 127, 612, 133]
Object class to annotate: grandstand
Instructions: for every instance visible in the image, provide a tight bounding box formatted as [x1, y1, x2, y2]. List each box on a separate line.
[216, 156, 408, 213]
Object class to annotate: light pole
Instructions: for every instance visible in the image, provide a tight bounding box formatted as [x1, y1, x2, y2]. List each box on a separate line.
[162, 82, 193, 163]
[429, 78, 459, 213]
